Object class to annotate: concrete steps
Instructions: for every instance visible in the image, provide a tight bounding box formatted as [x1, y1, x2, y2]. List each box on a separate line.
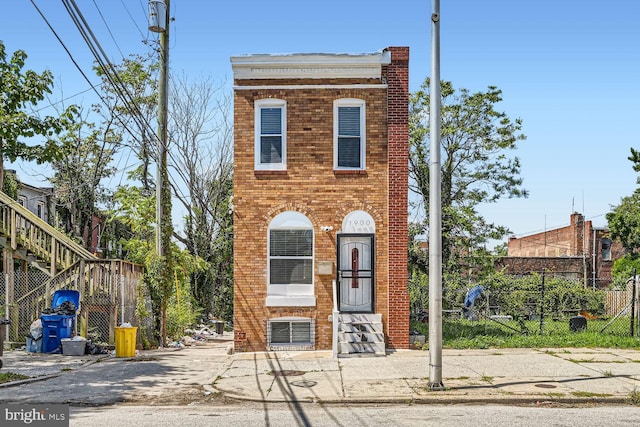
[337, 313, 385, 356]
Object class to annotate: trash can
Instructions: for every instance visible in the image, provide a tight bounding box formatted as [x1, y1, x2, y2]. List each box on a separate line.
[40, 290, 80, 353]
[215, 321, 224, 335]
[569, 315, 587, 332]
[115, 326, 137, 357]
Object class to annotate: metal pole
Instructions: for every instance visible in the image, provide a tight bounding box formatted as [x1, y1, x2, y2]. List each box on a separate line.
[539, 271, 545, 334]
[428, 0, 444, 391]
[631, 270, 636, 337]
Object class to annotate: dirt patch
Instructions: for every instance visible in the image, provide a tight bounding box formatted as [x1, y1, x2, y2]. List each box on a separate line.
[123, 385, 238, 406]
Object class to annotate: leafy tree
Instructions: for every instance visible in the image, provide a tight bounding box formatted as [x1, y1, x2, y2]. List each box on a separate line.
[607, 192, 640, 253]
[0, 40, 76, 188]
[409, 79, 527, 276]
[168, 74, 234, 321]
[111, 183, 204, 346]
[607, 149, 640, 282]
[1, 169, 19, 199]
[93, 54, 158, 192]
[49, 108, 120, 250]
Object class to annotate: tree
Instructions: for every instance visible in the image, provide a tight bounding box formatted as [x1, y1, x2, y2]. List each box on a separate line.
[409, 79, 527, 276]
[93, 54, 158, 192]
[49, 108, 120, 250]
[606, 149, 640, 281]
[607, 191, 640, 254]
[168, 73, 234, 321]
[110, 183, 203, 346]
[0, 41, 77, 188]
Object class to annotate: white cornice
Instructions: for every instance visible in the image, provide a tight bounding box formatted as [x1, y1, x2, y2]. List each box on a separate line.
[230, 51, 391, 80]
[233, 84, 387, 90]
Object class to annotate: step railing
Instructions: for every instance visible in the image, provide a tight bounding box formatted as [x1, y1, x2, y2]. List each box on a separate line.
[0, 191, 96, 274]
[8, 259, 143, 344]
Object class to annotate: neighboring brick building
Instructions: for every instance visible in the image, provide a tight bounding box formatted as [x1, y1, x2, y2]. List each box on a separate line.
[231, 47, 410, 354]
[498, 213, 624, 287]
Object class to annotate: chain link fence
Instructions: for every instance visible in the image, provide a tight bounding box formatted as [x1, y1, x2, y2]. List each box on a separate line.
[1, 260, 145, 346]
[410, 273, 640, 340]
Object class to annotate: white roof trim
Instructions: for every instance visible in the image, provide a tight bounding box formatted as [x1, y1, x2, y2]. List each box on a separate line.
[231, 51, 391, 80]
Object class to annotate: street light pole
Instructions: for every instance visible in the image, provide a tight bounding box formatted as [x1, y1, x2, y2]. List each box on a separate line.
[428, 0, 444, 391]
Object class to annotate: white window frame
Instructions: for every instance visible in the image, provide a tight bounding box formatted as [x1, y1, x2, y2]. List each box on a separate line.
[334, 98, 366, 170]
[266, 211, 315, 307]
[36, 201, 45, 219]
[255, 99, 287, 171]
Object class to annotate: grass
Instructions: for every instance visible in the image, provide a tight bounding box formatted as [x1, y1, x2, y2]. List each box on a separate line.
[480, 375, 493, 383]
[628, 388, 640, 406]
[0, 372, 29, 384]
[411, 318, 640, 349]
[570, 391, 612, 398]
[545, 392, 565, 398]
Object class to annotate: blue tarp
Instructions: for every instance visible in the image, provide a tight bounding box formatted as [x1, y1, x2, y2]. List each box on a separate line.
[464, 285, 484, 308]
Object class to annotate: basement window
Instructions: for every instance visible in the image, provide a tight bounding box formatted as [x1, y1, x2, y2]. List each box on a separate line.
[268, 317, 314, 350]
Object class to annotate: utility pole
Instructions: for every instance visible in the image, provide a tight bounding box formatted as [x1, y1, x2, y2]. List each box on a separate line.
[149, 0, 172, 347]
[428, 0, 445, 391]
[150, 0, 169, 256]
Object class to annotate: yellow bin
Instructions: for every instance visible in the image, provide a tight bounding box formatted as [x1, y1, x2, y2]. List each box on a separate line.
[114, 326, 137, 357]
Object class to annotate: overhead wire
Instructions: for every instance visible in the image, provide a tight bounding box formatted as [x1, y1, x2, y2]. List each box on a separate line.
[91, 0, 125, 59]
[62, 0, 157, 144]
[29, 0, 158, 196]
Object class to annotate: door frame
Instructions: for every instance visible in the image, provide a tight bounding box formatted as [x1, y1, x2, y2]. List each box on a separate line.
[336, 233, 375, 313]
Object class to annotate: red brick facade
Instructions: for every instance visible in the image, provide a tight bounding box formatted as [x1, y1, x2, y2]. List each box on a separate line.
[231, 47, 410, 352]
[504, 213, 624, 287]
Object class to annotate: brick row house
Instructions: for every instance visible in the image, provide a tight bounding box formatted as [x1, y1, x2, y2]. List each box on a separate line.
[231, 47, 410, 354]
[498, 213, 624, 287]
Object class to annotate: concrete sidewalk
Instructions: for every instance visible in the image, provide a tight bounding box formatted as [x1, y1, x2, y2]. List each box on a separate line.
[213, 347, 640, 405]
[1, 339, 640, 406]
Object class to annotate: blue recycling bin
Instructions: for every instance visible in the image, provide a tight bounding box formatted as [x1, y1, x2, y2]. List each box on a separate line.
[40, 290, 80, 353]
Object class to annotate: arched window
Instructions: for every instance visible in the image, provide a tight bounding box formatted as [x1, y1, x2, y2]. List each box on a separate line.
[266, 212, 315, 306]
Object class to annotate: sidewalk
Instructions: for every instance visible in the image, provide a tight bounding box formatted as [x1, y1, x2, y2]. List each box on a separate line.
[213, 347, 640, 405]
[1, 339, 640, 406]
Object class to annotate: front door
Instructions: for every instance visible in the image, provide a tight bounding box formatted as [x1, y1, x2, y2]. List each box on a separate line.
[337, 234, 374, 312]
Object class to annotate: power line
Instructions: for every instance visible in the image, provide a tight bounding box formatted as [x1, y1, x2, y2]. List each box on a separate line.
[92, 0, 125, 60]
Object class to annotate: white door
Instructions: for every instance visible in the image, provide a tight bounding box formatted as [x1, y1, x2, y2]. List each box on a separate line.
[338, 234, 374, 312]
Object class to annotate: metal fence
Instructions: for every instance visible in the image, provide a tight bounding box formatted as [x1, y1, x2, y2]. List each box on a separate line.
[411, 274, 640, 339]
[1, 260, 144, 346]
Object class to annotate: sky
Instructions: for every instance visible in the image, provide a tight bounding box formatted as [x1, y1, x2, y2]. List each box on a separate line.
[1, 1, 639, 245]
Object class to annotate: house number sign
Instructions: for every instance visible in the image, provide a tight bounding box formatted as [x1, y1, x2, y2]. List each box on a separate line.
[342, 210, 375, 233]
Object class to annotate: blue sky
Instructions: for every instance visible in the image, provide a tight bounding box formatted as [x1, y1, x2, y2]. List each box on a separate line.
[1, 1, 639, 244]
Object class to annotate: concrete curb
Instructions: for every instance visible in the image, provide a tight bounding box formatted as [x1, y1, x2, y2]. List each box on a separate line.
[0, 354, 111, 389]
[213, 387, 632, 406]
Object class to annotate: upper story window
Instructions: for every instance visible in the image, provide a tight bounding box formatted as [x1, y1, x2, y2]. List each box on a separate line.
[17, 196, 26, 207]
[334, 98, 366, 170]
[36, 201, 45, 219]
[601, 238, 612, 261]
[255, 99, 286, 170]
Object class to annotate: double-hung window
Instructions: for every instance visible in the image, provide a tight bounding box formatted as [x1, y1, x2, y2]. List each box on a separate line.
[255, 99, 286, 170]
[334, 99, 366, 170]
[266, 212, 315, 307]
